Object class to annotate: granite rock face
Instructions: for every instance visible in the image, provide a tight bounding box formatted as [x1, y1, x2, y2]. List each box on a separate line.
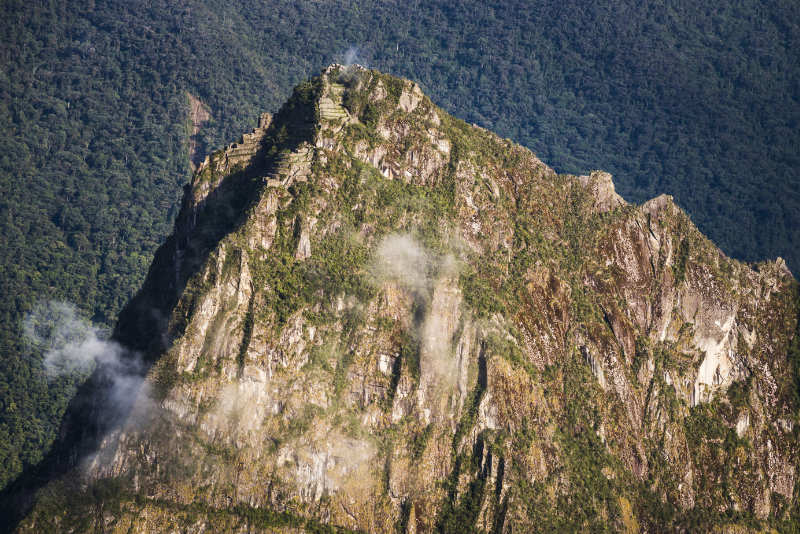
[18, 66, 800, 533]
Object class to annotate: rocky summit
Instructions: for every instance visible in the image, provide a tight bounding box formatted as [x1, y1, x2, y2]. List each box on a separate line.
[13, 65, 800, 532]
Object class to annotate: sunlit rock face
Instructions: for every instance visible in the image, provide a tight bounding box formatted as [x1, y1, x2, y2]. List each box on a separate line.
[19, 65, 799, 533]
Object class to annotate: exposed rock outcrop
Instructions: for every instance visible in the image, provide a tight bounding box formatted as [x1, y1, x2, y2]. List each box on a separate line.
[16, 65, 800, 534]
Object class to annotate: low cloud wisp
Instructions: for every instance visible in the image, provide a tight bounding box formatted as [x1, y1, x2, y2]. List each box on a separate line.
[373, 234, 463, 392]
[343, 46, 360, 66]
[23, 300, 148, 421]
[374, 233, 432, 301]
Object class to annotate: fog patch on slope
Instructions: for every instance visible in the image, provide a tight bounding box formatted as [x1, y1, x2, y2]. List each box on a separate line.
[23, 300, 149, 423]
[25, 300, 112, 376]
[278, 433, 377, 502]
[373, 233, 431, 301]
[372, 234, 463, 389]
[207, 380, 270, 443]
[420, 255, 462, 389]
[342, 45, 361, 67]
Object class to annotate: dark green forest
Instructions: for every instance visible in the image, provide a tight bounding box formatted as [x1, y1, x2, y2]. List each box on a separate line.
[0, 0, 798, 492]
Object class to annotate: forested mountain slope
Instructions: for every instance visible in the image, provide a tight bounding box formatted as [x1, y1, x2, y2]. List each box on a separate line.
[1, 0, 798, 494]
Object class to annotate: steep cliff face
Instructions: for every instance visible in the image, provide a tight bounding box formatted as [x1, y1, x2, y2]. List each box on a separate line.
[18, 66, 800, 532]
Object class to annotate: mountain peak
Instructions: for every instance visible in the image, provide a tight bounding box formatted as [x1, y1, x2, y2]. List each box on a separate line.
[14, 67, 800, 533]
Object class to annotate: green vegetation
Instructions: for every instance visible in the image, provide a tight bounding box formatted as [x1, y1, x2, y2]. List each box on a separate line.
[548, 350, 622, 531]
[24, 477, 362, 533]
[787, 288, 800, 407]
[673, 237, 691, 284]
